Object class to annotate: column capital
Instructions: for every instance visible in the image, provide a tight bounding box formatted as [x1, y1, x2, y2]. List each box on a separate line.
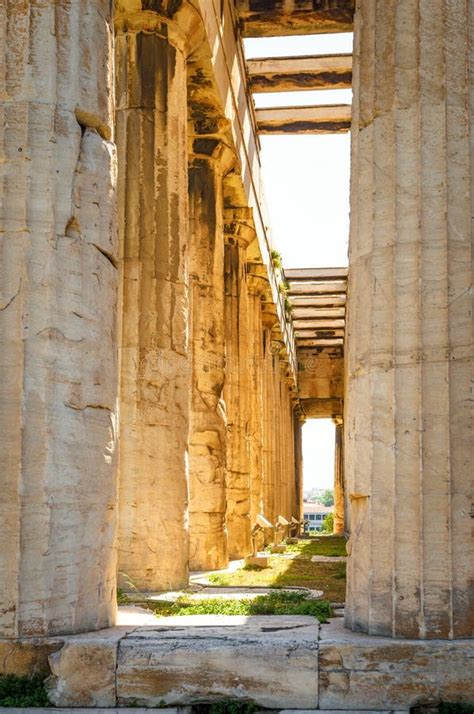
[247, 264, 271, 298]
[224, 208, 256, 249]
[189, 138, 236, 177]
[115, 1, 204, 57]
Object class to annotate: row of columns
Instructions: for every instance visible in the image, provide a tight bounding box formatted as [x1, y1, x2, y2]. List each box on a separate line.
[224, 230, 302, 557]
[0, 0, 302, 637]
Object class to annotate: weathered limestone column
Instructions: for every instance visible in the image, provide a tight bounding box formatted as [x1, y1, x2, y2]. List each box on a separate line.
[261, 313, 279, 528]
[293, 412, 304, 521]
[0, 1, 118, 637]
[188, 147, 234, 571]
[247, 267, 270, 527]
[345, 0, 473, 638]
[333, 420, 345, 535]
[115, 2, 202, 590]
[223, 211, 254, 558]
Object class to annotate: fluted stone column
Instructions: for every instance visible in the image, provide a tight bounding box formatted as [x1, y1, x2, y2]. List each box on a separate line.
[188, 148, 233, 571]
[115, 2, 202, 590]
[261, 313, 279, 528]
[224, 211, 254, 558]
[345, 0, 473, 638]
[247, 268, 269, 528]
[333, 421, 345, 535]
[0, 0, 118, 637]
[293, 413, 304, 522]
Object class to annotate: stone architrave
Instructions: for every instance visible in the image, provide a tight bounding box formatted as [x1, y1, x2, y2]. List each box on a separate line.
[0, 0, 118, 636]
[223, 210, 255, 559]
[188, 146, 235, 571]
[115, 1, 202, 591]
[345, 0, 473, 638]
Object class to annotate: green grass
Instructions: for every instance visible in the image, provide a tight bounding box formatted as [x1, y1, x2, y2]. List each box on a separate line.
[0, 674, 50, 708]
[208, 536, 347, 602]
[285, 536, 347, 558]
[133, 591, 332, 622]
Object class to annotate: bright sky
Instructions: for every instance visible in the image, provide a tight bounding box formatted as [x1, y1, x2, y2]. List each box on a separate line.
[244, 33, 353, 491]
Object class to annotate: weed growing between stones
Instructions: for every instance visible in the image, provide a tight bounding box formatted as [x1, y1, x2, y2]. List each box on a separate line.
[0, 674, 50, 707]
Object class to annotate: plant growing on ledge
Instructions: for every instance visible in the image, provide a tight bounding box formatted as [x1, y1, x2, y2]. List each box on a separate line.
[271, 249, 283, 270]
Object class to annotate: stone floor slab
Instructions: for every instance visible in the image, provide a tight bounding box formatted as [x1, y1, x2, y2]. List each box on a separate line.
[116, 615, 319, 709]
[319, 619, 474, 711]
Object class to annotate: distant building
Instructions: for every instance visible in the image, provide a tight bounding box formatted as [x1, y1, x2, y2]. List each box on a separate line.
[303, 501, 333, 533]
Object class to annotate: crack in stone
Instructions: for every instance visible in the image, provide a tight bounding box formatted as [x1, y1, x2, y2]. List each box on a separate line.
[0, 281, 21, 311]
[64, 402, 112, 412]
[91, 242, 118, 269]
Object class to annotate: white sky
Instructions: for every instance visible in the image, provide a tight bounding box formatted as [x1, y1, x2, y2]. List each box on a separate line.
[244, 34, 353, 491]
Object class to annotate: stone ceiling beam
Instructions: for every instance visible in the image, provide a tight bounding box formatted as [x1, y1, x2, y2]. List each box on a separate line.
[290, 295, 347, 307]
[298, 337, 344, 347]
[237, 0, 355, 37]
[286, 267, 348, 280]
[294, 319, 345, 329]
[288, 280, 347, 295]
[247, 54, 352, 93]
[256, 104, 351, 134]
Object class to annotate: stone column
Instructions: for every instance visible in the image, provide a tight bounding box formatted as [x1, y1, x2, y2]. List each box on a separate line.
[247, 268, 270, 528]
[188, 146, 234, 571]
[333, 420, 345, 535]
[261, 312, 279, 528]
[224, 211, 254, 558]
[345, 0, 473, 638]
[0, 0, 118, 637]
[293, 413, 304, 522]
[115, 2, 202, 591]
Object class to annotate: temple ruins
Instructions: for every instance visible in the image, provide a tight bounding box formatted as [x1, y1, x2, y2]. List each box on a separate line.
[0, 0, 473, 710]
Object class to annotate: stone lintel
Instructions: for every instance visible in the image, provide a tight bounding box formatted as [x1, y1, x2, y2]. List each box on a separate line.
[247, 54, 353, 93]
[237, 0, 355, 37]
[256, 105, 351, 135]
[302, 398, 343, 419]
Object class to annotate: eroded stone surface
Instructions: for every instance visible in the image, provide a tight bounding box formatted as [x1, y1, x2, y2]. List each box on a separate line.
[345, 0, 474, 638]
[45, 630, 126, 707]
[116, 616, 319, 709]
[115, 12, 191, 592]
[0, 0, 118, 638]
[319, 620, 474, 710]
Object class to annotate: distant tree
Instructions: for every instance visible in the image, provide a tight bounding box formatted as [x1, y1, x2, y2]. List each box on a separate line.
[320, 489, 334, 507]
[321, 512, 334, 534]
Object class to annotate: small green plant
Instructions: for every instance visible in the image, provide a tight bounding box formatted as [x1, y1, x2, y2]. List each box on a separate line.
[278, 279, 290, 295]
[0, 674, 50, 708]
[284, 296, 293, 314]
[117, 587, 132, 605]
[271, 249, 283, 269]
